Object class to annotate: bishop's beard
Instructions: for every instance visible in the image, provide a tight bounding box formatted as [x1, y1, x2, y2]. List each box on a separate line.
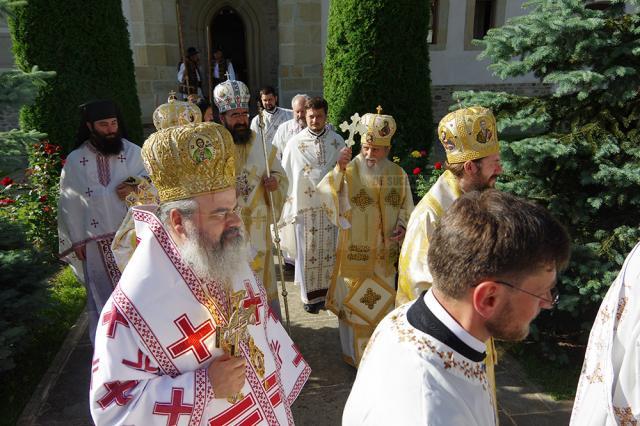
[180, 220, 249, 285]
[231, 125, 252, 145]
[355, 154, 389, 189]
[90, 130, 124, 156]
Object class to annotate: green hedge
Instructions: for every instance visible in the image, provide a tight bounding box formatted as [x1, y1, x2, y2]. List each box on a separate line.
[324, 0, 433, 157]
[8, 0, 143, 153]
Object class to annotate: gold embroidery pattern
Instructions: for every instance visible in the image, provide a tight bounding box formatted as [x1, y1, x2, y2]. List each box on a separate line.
[360, 288, 381, 310]
[615, 297, 628, 327]
[586, 363, 604, 384]
[600, 306, 611, 324]
[390, 311, 488, 388]
[347, 244, 370, 262]
[613, 406, 638, 425]
[248, 335, 265, 379]
[384, 188, 401, 208]
[351, 188, 374, 212]
[304, 186, 316, 198]
[302, 163, 312, 176]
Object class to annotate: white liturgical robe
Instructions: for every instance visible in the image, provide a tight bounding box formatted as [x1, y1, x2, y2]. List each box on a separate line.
[272, 118, 304, 162]
[571, 241, 640, 425]
[90, 206, 310, 425]
[250, 107, 292, 149]
[343, 290, 496, 426]
[58, 140, 146, 342]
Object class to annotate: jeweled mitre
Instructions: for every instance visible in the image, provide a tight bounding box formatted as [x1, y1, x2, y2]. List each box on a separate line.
[213, 79, 251, 113]
[152, 93, 202, 130]
[142, 122, 235, 202]
[360, 108, 397, 147]
[438, 106, 500, 164]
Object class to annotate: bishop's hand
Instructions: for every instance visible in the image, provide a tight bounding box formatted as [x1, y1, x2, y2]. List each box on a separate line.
[207, 353, 246, 398]
[337, 147, 352, 171]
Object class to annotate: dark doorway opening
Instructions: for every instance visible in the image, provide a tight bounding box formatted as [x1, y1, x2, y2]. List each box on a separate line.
[210, 7, 247, 86]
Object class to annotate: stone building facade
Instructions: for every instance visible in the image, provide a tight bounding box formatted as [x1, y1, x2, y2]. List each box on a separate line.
[2, 0, 588, 126]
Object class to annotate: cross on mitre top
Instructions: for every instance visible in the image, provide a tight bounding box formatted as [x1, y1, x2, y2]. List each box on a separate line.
[376, 105, 383, 115]
[224, 71, 231, 81]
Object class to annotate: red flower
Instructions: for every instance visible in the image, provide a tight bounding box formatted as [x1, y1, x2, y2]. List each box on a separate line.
[1, 176, 13, 186]
[412, 167, 422, 175]
[0, 198, 16, 206]
[43, 143, 60, 155]
[61, 158, 67, 167]
[434, 162, 443, 170]
[39, 195, 48, 203]
[420, 150, 428, 157]
[42, 206, 52, 213]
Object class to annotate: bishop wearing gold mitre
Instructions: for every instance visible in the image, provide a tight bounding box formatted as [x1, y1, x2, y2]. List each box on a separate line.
[318, 107, 414, 367]
[396, 105, 503, 413]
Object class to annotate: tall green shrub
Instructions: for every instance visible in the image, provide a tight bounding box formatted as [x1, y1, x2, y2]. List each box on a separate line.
[454, 0, 640, 357]
[8, 0, 142, 153]
[324, 0, 433, 157]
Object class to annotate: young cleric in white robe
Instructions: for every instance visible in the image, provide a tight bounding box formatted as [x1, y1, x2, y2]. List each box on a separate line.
[58, 99, 147, 344]
[90, 115, 310, 424]
[343, 190, 570, 426]
[571, 241, 640, 425]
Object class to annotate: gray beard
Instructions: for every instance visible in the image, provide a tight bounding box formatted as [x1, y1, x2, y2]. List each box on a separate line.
[355, 154, 388, 189]
[179, 221, 249, 285]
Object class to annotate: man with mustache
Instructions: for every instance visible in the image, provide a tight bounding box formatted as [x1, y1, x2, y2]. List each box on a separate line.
[89, 119, 309, 424]
[316, 109, 414, 367]
[250, 86, 292, 151]
[396, 106, 503, 412]
[214, 79, 288, 319]
[58, 99, 147, 344]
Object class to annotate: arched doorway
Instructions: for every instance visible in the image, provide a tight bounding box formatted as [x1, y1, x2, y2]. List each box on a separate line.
[210, 7, 247, 85]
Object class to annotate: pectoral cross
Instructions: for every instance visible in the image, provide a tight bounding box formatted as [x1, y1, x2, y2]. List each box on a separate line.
[216, 290, 257, 356]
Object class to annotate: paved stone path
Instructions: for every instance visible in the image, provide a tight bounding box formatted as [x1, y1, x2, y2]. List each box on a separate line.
[17, 268, 573, 425]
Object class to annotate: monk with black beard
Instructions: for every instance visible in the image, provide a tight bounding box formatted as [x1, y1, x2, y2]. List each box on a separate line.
[58, 99, 147, 343]
[213, 79, 289, 319]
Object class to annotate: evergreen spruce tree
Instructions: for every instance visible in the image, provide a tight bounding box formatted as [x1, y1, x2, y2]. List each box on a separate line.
[454, 0, 640, 354]
[8, 0, 142, 153]
[324, 0, 433, 157]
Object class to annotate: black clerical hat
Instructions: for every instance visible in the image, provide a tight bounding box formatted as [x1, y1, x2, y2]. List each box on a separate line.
[187, 47, 200, 57]
[80, 99, 118, 123]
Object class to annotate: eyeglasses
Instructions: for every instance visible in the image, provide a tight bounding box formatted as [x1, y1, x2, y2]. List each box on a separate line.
[493, 280, 559, 307]
[209, 205, 242, 221]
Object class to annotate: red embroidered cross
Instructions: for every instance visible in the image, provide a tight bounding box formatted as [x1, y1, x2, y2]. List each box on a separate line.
[91, 219, 99, 228]
[263, 373, 282, 408]
[167, 314, 215, 363]
[292, 343, 303, 367]
[97, 380, 138, 409]
[80, 157, 88, 166]
[242, 281, 262, 324]
[153, 387, 193, 426]
[122, 349, 159, 374]
[117, 154, 127, 163]
[209, 393, 262, 426]
[103, 303, 129, 338]
[85, 187, 93, 197]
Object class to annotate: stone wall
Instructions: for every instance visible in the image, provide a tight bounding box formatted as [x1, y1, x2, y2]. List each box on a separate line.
[431, 82, 551, 122]
[277, 0, 324, 107]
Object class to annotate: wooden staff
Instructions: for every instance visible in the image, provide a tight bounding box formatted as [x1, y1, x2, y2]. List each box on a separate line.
[206, 25, 213, 98]
[175, 1, 191, 95]
[257, 103, 291, 332]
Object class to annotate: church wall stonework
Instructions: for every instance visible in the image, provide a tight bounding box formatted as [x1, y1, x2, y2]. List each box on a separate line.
[277, 0, 324, 107]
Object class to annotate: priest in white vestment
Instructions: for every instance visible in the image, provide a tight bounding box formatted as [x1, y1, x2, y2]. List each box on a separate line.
[250, 86, 292, 149]
[571, 241, 640, 425]
[279, 97, 345, 313]
[214, 79, 289, 320]
[344, 190, 571, 426]
[318, 109, 414, 367]
[90, 118, 310, 425]
[58, 99, 146, 343]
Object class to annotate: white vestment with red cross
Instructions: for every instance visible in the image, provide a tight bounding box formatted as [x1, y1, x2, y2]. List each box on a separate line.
[58, 139, 146, 343]
[90, 206, 311, 425]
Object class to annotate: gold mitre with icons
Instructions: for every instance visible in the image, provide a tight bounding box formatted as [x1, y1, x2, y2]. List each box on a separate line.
[141, 122, 235, 203]
[438, 106, 500, 164]
[152, 92, 202, 130]
[360, 106, 397, 147]
[213, 79, 251, 113]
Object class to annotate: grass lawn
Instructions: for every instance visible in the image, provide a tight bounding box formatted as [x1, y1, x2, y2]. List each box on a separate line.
[0, 266, 85, 426]
[498, 340, 585, 401]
